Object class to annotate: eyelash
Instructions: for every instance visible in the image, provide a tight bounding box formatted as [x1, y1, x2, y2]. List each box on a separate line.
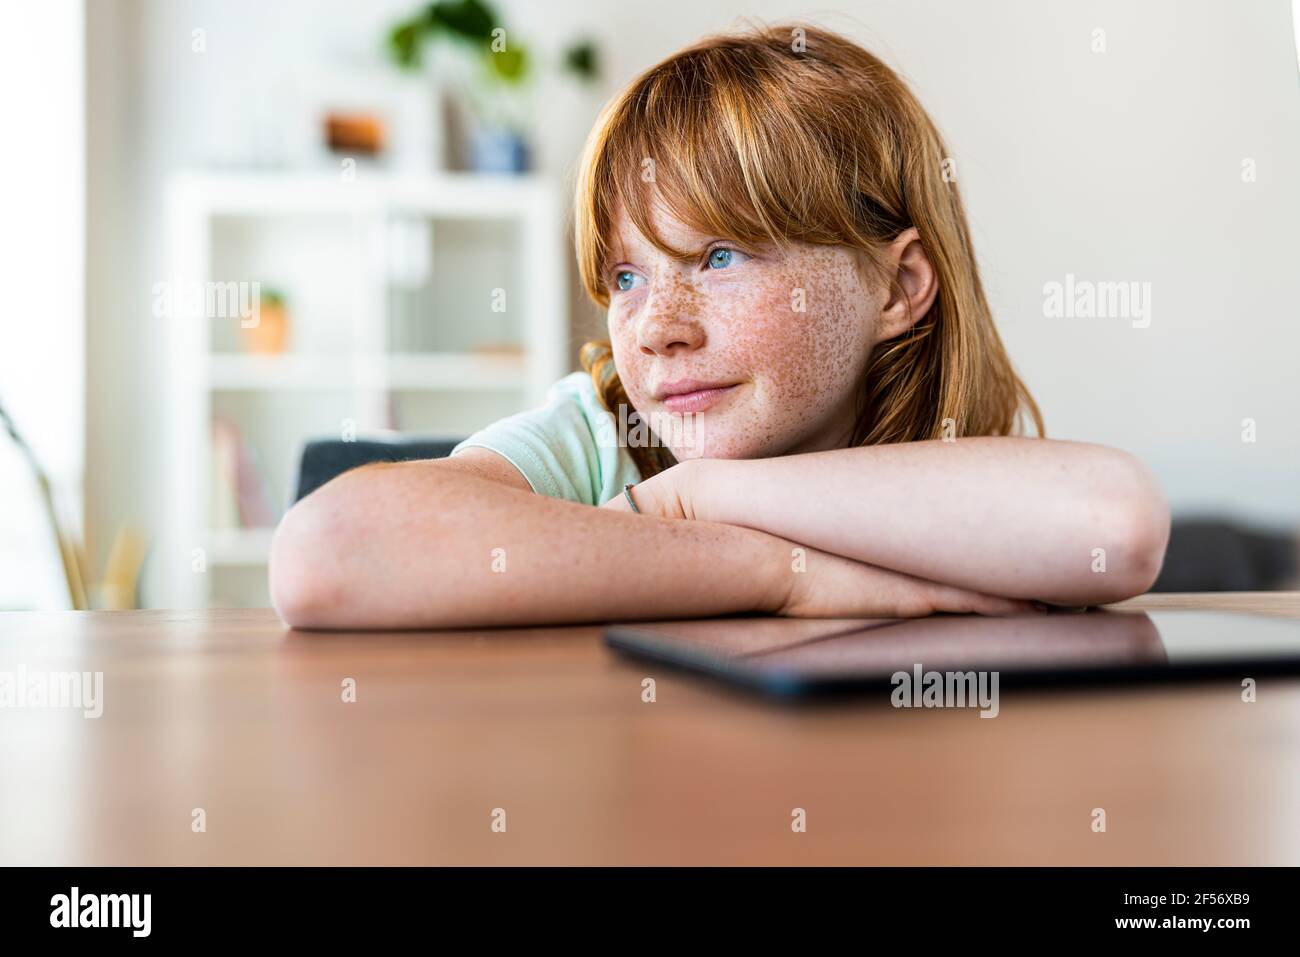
[608, 243, 750, 294]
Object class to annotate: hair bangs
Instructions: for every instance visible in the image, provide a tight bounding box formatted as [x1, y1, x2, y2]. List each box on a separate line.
[577, 50, 807, 306]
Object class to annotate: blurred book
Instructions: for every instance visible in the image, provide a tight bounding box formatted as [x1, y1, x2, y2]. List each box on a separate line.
[211, 418, 277, 528]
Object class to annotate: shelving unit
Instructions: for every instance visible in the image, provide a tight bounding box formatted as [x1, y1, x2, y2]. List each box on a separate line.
[160, 170, 568, 608]
[205, 351, 528, 392]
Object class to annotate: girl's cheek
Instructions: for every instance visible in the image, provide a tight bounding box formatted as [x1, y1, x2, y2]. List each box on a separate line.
[776, 285, 870, 417]
[742, 264, 862, 395]
[704, 279, 797, 358]
[607, 312, 652, 405]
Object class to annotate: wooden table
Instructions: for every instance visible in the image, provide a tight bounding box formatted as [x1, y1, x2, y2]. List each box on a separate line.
[1, 594, 1298, 866]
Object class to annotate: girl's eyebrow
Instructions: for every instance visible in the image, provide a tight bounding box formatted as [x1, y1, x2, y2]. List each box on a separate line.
[602, 241, 703, 274]
[605, 229, 757, 273]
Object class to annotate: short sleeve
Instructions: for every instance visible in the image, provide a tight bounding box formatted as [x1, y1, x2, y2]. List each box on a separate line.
[449, 372, 642, 507]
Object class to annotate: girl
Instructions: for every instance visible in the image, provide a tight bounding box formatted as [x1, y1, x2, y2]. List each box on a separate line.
[269, 24, 1169, 629]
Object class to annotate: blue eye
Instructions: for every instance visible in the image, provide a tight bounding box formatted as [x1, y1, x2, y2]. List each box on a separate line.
[707, 247, 748, 270]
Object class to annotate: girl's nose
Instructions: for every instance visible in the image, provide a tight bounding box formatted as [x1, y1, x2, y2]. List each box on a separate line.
[637, 297, 706, 356]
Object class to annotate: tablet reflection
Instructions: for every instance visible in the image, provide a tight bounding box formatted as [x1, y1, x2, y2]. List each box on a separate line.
[622, 610, 1166, 680]
[743, 611, 1165, 678]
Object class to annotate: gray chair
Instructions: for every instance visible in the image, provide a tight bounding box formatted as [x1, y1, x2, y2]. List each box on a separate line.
[293, 436, 465, 502]
[1152, 518, 1296, 592]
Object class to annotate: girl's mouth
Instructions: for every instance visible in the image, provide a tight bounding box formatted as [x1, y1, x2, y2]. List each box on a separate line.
[661, 383, 741, 413]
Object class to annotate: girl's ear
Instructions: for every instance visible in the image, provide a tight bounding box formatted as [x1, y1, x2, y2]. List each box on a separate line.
[877, 227, 938, 340]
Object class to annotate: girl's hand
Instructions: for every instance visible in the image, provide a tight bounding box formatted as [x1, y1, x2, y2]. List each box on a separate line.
[773, 543, 1043, 618]
[599, 459, 704, 520]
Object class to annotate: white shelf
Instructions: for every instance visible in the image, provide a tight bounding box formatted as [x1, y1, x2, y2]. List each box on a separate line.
[207, 352, 527, 391]
[168, 170, 557, 219]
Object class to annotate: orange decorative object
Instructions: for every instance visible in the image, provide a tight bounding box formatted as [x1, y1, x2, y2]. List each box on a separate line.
[325, 112, 386, 155]
[243, 296, 290, 354]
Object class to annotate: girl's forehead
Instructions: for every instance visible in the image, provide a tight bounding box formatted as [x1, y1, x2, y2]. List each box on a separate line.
[608, 199, 700, 258]
[609, 199, 785, 259]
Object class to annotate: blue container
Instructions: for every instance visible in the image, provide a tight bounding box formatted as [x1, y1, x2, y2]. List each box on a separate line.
[470, 128, 530, 174]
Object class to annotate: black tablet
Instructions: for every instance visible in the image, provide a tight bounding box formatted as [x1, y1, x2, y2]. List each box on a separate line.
[604, 608, 1300, 699]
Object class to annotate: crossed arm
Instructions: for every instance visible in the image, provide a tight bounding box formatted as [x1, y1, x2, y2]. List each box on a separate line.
[601, 437, 1170, 607]
[269, 437, 1169, 629]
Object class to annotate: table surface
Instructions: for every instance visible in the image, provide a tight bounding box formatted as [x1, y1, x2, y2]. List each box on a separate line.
[2, 592, 1298, 865]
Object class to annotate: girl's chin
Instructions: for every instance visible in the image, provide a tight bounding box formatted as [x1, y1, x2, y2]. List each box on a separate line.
[660, 407, 756, 459]
[667, 439, 764, 462]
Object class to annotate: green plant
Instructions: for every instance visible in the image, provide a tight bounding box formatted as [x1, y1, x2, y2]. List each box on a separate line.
[561, 40, 599, 83]
[387, 0, 529, 84]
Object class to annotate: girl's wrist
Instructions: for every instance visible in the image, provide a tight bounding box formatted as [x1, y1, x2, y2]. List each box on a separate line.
[681, 455, 746, 526]
[669, 457, 790, 613]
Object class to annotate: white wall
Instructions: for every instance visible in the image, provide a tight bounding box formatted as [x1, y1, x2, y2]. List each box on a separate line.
[0, 0, 84, 609]
[85, 0, 1300, 605]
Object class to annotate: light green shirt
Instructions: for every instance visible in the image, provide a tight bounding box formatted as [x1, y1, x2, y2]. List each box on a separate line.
[449, 371, 643, 507]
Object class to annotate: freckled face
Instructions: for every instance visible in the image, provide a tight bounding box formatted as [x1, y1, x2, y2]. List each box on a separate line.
[604, 204, 883, 461]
